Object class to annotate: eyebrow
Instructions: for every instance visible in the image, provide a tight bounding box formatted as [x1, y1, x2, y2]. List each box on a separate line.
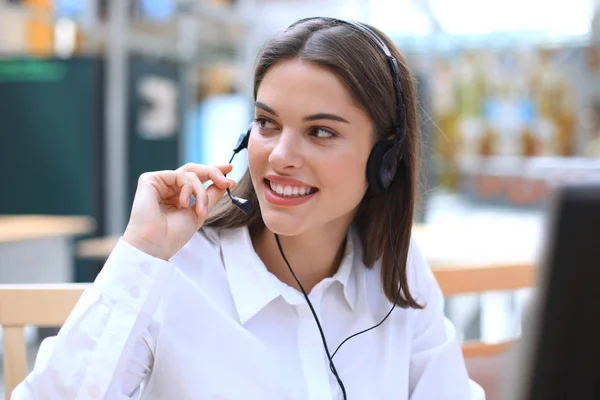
[255, 101, 350, 124]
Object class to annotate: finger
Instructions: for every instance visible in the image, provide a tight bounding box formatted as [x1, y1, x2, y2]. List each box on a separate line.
[178, 163, 234, 188]
[205, 183, 230, 213]
[138, 171, 183, 202]
[177, 163, 232, 175]
[185, 172, 209, 217]
[177, 171, 193, 208]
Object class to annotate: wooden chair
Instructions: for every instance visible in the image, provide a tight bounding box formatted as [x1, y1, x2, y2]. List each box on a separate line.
[0, 263, 535, 400]
[0, 284, 90, 399]
[433, 261, 537, 400]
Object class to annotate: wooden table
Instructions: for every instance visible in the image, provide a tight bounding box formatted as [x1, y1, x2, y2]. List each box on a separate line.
[76, 235, 119, 260]
[0, 215, 96, 349]
[411, 222, 539, 293]
[0, 215, 94, 242]
[412, 222, 541, 342]
[0, 215, 96, 284]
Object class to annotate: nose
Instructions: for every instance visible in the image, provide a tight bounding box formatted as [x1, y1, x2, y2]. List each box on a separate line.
[268, 128, 304, 171]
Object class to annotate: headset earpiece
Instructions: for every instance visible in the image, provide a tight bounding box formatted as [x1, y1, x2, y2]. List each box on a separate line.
[366, 139, 397, 195]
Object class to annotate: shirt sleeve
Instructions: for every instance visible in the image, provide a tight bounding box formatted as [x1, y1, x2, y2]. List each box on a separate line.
[407, 239, 486, 400]
[10, 238, 175, 400]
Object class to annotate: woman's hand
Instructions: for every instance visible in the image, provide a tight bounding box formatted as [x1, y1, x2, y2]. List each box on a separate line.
[122, 163, 236, 260]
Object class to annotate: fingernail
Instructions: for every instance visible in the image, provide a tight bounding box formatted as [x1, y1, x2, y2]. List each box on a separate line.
[203, 205, 208, 215]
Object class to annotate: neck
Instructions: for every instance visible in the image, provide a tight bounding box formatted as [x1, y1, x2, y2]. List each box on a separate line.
[252, 224, 350, 294]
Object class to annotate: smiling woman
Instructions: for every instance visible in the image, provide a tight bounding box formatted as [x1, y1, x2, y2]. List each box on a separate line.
[12, 17, 485, 400]
[207, 21, 419, 308]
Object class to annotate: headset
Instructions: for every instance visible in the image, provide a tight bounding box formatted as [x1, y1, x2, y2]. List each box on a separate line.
[224, 17, 407, 399]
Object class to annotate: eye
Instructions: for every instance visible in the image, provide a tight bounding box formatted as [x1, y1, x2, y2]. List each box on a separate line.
[254, 117, 276, 130]
[311, 127, 336, 139]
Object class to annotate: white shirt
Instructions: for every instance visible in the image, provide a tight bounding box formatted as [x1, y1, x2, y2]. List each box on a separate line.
[13, 225, 485, 399]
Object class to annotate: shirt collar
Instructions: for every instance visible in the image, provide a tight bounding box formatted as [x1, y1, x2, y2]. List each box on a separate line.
[220, 226, 360, 325]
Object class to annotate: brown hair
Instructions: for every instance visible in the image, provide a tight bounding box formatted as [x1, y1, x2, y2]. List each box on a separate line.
[205, 18, 422, 309]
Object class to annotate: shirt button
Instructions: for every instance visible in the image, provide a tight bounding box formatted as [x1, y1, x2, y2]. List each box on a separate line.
[129, 286, 140, 299]
[140, 262, 151, 274]
[88, 385, 101, 398]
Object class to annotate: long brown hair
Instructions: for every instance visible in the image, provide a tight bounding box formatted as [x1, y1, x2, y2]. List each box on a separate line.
[205, 18, 422, 309]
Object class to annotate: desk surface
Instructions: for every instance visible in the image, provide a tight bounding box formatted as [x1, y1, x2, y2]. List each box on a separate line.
[77, 235, 119, 259]
[0, 215, 96, 243]
[411, 222, 542, 266]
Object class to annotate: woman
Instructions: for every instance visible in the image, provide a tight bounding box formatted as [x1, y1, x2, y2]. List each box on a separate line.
[13, 17, 484, 399]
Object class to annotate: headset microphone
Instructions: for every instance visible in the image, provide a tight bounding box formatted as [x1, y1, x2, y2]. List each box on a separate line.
[226, 124, 254, 214]
[227, 190, 253, 214]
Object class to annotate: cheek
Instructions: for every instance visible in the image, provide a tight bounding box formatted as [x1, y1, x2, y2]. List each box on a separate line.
[247, 136, 269, 178]
[319, 153, 369, 194]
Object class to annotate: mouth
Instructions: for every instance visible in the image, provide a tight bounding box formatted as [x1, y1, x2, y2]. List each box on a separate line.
[264, 178, 318, 198]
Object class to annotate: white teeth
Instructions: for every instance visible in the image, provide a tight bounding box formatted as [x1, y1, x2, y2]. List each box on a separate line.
[269, 181, 313, 197]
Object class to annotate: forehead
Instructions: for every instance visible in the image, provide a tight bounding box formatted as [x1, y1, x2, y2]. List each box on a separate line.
[256, 59, 361, 116]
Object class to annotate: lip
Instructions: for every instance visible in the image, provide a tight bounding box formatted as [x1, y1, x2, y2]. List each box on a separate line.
[263, 179, 317, 207]
[264, 174, 315, 188]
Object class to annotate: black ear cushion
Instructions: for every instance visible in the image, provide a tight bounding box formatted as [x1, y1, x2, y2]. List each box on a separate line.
[366, 140, 394, 195]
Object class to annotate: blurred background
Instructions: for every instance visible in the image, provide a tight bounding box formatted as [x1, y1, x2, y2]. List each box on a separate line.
[1, 0, 600, 397]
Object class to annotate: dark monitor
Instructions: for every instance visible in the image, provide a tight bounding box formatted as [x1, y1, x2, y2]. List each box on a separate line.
[503, 183, 600, 400]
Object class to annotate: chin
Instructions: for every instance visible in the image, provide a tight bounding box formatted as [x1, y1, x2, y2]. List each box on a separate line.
[259, 208, 308, 237]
